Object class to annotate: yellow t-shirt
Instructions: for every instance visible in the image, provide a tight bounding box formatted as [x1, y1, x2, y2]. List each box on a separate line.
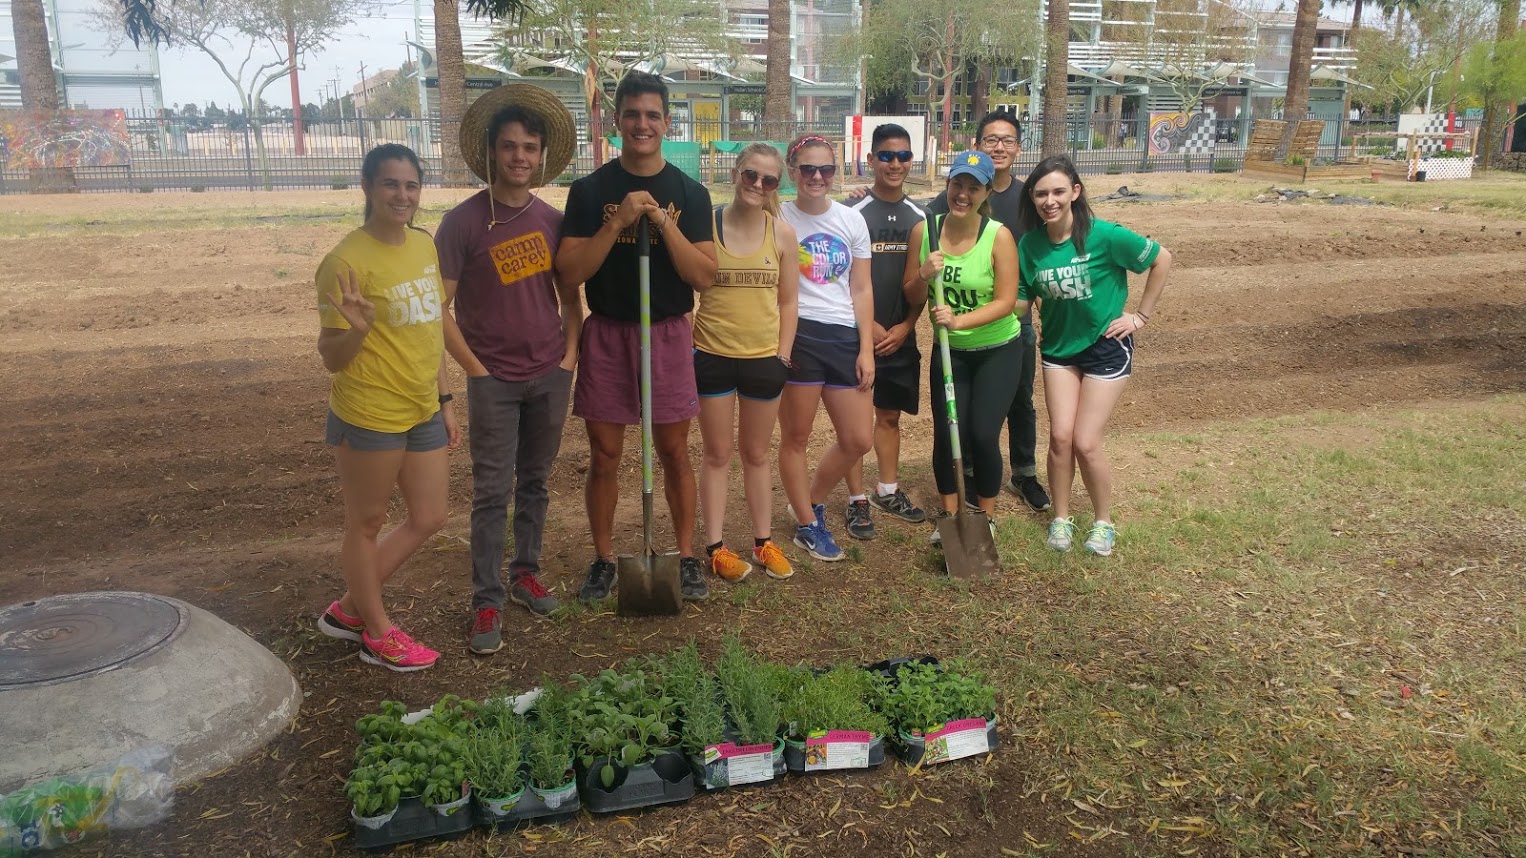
[316, 228, 444, 433]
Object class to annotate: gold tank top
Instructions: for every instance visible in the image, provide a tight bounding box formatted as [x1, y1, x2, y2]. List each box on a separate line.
[693, 208, 781, 358]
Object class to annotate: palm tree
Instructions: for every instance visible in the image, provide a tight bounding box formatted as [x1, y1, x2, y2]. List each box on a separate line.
[1040, 0, 1069, 156]
[10, 0, 58, 110]
[1275, 0, 1320, 159]
[764, 0, 792, 132]
[434, 0, 470, 186]
[1479, 0, 1523, 170]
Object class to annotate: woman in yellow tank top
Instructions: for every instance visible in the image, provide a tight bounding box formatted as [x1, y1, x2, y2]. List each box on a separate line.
[692, 144, 800, 584]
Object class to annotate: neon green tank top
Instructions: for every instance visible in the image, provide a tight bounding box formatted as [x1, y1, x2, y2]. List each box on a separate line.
[919, 215, 1019, 350]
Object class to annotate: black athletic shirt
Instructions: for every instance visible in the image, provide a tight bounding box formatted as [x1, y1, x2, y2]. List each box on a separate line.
[849, 192, 925, 358]
[929, 177, 1031, 328]
[562, 159, 713, 323]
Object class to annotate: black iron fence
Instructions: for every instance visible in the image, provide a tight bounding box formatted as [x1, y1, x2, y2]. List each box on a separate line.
[0, 110, 1459, 195]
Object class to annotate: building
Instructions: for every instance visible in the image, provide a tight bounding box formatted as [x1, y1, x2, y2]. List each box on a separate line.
[351, 68, 399, 114]
[0, 0, 164, 111]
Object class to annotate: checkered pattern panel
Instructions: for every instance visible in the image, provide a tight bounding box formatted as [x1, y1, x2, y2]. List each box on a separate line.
[1396, 114, 1451, 155]
[1181, 108, 1217, 155]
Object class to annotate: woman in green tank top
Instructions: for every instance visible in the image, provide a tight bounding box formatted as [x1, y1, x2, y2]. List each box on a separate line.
[903, 151, 1021, 521]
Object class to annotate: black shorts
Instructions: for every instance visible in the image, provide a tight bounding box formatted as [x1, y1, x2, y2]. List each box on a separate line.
[873, 348, 920, 414]
[790, 318, 861, 389]
[1041, 334, 1133, 380]
[694, 350, 790, 401]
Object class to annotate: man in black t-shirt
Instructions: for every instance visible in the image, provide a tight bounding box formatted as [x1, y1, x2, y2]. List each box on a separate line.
[927, 108, 1051, 513]
[844, 123, 928, 536]
[555, 72, 717, 604]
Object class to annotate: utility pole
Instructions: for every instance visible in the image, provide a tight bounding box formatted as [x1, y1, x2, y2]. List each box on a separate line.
[334, 68, 347, 119]
[358, 60, 368, 117]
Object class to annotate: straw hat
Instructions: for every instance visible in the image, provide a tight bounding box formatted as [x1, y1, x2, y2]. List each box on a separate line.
[459, 83, 576, 188]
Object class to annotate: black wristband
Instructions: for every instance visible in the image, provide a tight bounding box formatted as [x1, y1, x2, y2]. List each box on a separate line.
[438, 393, 454, 404]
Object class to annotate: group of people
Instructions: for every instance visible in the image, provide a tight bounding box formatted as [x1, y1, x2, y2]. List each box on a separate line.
[311, 72, 1172, 672]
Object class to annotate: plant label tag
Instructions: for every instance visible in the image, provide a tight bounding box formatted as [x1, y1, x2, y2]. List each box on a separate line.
[706, 742, 775, 786]
[805, 730, 872, 771]
[923, 718, 990, 765]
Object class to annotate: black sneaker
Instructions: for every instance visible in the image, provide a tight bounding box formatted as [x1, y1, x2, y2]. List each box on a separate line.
[578, 558, 616, 603]
[680, 556, 708, 601]
[845, 498, 875, 540]
[869, 488, 926, 523]
[1009, 476, 1053, 511]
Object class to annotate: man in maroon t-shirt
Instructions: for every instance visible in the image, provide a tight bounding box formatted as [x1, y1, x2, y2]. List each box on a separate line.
[438, 89, 582, 653]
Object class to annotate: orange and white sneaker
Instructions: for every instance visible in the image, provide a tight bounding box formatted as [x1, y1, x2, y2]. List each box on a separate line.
[752, 540, 794, 580]
[359, 626, 439, 672]
[710, 546, 753, 582]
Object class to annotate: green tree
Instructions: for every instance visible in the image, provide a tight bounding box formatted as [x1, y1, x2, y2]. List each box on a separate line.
[1466, 29, 1526, 168]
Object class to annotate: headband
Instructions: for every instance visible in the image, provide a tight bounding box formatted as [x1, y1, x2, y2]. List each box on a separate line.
[788, 135, 830, 160]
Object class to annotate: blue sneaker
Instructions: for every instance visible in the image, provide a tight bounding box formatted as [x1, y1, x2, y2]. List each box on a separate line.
[1083, 520, 1117, 556]
[792, 503, 844, 561]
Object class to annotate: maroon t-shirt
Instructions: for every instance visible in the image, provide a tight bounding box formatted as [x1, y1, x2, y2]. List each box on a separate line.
[436, 190, 566, 382]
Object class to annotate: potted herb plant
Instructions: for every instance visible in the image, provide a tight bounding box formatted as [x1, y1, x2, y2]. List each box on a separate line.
[566, 662, 694, 811]
[466, 724, 526, 818]
[527, 682, 578, 810]
[878, 659, 999, 766]
[780, 665, 890, 773]
[344, 763, 400, 829]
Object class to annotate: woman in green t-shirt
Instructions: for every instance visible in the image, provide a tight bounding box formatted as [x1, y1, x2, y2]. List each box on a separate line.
[1014, 155, 1172, 557]
[904, 151, 1020, 523]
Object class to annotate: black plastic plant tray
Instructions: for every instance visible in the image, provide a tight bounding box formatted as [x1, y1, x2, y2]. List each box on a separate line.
[689, 742, 787, 791]
[783, 733, 886, 773]
[862, 655, 939, 680]
[576, 751, 695, 813]
[893, 717, 1000, 767]
[477, 787, 581, 830]
[352, 796, 475, 851]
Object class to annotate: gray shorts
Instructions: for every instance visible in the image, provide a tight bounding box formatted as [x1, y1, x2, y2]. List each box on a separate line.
[325, 409, 447, 452]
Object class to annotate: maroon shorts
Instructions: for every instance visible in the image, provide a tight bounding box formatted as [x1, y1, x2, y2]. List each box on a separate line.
[573, 313, 700, 425]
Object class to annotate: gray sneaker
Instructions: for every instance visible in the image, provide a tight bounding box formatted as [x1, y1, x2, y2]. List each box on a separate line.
[845, 498, 876, 540]
[468, 607, 503, 655]
[509, 572, 559, 617]
[578, 558, 616, 603]
[680, 556, 708, 601]
[869, 488, 926, 523]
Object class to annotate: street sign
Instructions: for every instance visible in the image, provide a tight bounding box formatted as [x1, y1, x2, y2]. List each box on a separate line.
[424, 77, 504, 90]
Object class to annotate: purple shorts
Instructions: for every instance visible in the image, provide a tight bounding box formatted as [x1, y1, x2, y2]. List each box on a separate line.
[573, 313, 700, 425]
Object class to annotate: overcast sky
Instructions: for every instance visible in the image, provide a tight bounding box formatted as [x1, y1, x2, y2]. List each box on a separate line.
[158, 4, 423, 110]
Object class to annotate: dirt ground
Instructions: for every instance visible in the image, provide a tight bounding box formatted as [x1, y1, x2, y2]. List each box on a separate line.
[2, 177, 1525, 857]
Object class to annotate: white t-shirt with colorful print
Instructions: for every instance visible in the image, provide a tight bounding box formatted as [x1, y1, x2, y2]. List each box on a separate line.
[782, 200, 873, 327]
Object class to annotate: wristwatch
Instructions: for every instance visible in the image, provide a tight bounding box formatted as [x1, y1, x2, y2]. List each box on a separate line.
[438, 393, 454, 404]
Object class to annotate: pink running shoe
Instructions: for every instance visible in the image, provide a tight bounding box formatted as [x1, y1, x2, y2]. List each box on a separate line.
[318, 600, 365, 642]
[359, 626, 439, 672]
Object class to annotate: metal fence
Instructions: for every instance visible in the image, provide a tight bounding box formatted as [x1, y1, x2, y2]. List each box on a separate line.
[0, 110, 1459, 195]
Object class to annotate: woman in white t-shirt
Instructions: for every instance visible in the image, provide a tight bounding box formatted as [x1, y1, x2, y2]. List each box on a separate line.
[778, 134, 875, 562]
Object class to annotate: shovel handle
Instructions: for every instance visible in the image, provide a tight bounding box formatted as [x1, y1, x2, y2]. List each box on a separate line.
[926, 221, 969, 506]
[637, 216, 654, 554]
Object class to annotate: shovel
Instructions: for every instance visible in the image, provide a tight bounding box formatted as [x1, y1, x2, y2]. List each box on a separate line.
[928, 219, 1001, 579]
[617, 215, 683, 616]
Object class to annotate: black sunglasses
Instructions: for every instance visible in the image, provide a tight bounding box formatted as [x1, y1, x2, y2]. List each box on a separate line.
[739, 168, 781, 190]
[875, 150, 913, 163]
[796, 164, 837, 179]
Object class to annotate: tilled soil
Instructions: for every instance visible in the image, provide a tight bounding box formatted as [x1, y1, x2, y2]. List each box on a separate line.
[2, 187, 1524, 857]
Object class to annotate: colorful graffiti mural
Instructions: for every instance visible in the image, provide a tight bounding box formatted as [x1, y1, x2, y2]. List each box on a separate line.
[1147, 111, 1215, 156]
[0, 110, 132, 170]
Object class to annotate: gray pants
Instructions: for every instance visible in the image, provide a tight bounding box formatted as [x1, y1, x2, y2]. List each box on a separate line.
[467, 367, 573, 610]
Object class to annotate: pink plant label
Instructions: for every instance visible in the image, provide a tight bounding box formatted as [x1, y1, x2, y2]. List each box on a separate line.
[804, 730, 873, 771]
[922, 719, 991, 765]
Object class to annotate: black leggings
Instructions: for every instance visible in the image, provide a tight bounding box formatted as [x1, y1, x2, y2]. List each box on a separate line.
[931, 338, 1023, 499]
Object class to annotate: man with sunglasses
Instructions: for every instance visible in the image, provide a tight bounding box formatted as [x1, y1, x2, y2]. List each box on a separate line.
[844, 123, 928, 535]
[927, 108, 1051, 513]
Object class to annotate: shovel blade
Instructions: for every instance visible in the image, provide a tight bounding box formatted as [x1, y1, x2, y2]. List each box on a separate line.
[615, 552, 684, 616]
[935, 511, 1001, 579]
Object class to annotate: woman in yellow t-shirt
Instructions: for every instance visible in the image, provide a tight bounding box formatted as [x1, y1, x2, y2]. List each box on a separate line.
[313, 144, 459, 672]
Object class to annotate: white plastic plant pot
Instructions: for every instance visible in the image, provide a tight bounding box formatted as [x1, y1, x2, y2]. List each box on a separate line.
[531, 779, 577, 810]
[349, 805, 398, 830]
[429, 788, 471, 818]
[474, 786, 525, 818]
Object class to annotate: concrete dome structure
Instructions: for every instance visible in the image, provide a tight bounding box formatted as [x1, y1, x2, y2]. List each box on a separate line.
[0, 592, 301, 791]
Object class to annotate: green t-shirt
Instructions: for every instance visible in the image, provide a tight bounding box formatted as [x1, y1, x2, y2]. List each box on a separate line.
[1018, 219, 1160, 360]
[919, 215, 1020, 350]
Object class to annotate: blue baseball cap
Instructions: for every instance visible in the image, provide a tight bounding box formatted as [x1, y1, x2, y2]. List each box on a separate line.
[947, 150, 995, 185]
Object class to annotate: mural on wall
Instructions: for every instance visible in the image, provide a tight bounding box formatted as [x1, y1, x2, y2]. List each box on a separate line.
[0, 109, 132, 170]
[1147, 110, 1216, 156]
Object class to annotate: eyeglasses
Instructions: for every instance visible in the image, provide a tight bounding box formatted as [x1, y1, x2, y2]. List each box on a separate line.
[981, 135, 1020, 148]
[795, 164, 837, 179]
[739, 168, 781, 190]
[875, 150, 913, 163]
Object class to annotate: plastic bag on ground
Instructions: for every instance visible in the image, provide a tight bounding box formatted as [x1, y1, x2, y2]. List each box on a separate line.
[0, 746, 174, 856]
